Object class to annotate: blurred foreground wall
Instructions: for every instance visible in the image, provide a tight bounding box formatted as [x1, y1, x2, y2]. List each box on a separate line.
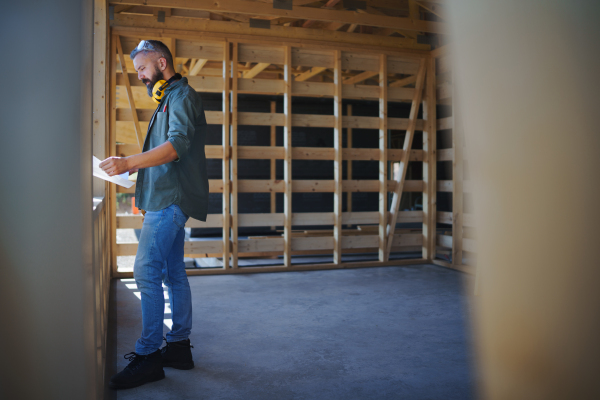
[448, 1, 600, 399]
[0, 1, 95, 399]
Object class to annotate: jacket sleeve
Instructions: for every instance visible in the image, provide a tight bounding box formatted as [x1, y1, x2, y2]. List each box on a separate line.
[167, 94, 197, 162]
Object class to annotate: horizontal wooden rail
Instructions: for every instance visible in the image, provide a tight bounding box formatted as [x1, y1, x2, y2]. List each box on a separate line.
[116, 210, 424, 229]
[116, 232, 423, 257]
[117, 179, 425, 193]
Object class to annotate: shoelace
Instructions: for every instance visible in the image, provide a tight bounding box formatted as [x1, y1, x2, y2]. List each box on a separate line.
[162, 336, 193, 353]
[123, 352, 144, 371]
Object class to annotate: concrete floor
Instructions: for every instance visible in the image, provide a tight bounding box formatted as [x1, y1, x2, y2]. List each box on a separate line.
[109, 264, 475, 400]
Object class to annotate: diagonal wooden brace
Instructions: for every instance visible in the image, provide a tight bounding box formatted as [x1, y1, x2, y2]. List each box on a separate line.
[116, 36, 145, 151]
[385, 59, 427, 259]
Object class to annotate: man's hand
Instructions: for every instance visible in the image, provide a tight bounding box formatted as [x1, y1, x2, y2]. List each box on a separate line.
[100, 157, 130, 176]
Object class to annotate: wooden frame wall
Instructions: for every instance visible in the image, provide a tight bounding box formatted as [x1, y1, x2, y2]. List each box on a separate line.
[109, 29, 438, 277]
[431, 45, 476, 274]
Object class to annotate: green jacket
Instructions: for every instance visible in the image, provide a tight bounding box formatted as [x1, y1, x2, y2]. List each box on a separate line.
[134, 77, 209, 221]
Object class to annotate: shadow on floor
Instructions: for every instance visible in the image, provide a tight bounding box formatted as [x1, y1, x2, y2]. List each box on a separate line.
[110, 264, 475, 400]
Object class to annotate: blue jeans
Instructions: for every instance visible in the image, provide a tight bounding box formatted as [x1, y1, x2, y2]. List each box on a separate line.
[134, 204, 192, 355]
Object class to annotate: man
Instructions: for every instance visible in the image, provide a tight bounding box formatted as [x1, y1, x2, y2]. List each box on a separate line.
[101, 40, 209, 390]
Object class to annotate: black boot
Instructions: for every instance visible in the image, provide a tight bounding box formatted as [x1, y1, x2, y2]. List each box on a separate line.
[161, 338, 194, 370]
[109, 350, 165, 390]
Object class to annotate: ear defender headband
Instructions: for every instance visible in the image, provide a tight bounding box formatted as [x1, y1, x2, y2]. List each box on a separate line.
[152, 73, 182, 104]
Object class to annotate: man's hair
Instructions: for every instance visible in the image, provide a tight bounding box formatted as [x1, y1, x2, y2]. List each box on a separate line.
[130, 40, 174, 69]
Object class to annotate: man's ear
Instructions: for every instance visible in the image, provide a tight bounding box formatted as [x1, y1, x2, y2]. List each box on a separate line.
[158, 57, 167, 71]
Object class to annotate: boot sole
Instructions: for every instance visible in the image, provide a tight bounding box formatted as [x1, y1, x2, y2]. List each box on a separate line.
[163, 361, 194, 370]
[109, 369, 165, 390]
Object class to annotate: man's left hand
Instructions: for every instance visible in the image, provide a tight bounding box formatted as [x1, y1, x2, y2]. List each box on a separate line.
[100, 157, 130, 176]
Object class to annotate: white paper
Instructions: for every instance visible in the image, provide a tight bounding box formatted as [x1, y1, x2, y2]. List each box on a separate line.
[93, 156, 136, 188]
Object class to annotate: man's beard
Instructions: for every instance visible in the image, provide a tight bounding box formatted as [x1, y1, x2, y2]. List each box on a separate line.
[143, 66, 165, 97]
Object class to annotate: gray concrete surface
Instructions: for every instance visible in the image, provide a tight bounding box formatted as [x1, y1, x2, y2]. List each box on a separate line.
[111, 265, 474, 399]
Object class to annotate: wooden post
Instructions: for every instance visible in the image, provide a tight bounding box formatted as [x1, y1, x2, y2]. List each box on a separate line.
[222, 41, 231, 268]
[346, 104, 353, 228]
[115, 36, 144, 151]
[378, 53, 388, 262]
[230, 42, 239, 269]
[452, 76, 464, 267]
[270, 100, 277, 231]
[422, 56, 437, 261]
[333, 50, 343, 264]
[109, 35, 118, 277]
[283, 45, 293, 267]
[385, 59, 427, 259]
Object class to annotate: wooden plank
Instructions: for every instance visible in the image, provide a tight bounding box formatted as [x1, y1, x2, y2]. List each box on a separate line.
[222, 41, 231, 268]
[295, 67, 327, 82]
[243, 62, 271, 79]
[437, 148, 453, 161]
[110, 0, 447, 33]
[346, 104, 353, 227]
[385, 58, 427, 259]
[343, 70, 378, 85]
[333, 49, 343, 264]
[283, 45, 293, 267]
[189, 58, 208, 75]
[110, 35, 118, 276]
[389, 75, 416, 88]
[437, 180, 453, 192]
[378, 53, 388, 262]
[116, 36, 145, 150]
[238, 43, 284, 64]
[230, 42, 239, 269]
[422, 56, 437, 260]
[437, 116, 453, 130]
[175, 40, 224, 60]
[292, 48, 334, 68]
[437, 211, 453, 225]
[113, 14, 431, 52]
[270, 101, 277, 231]
[452, 78, 464, 268]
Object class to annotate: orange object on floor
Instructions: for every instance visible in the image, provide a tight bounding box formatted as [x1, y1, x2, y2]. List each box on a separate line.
[132, 197, 139, 215]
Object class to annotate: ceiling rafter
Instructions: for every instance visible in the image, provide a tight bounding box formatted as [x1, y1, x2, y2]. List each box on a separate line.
[109, 0, 446, 33]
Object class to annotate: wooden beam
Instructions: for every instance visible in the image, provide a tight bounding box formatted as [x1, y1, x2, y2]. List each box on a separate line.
[378, 53, 388, 262]
[115, 36, 145, 150]
[110, 0, 446, 33]
[222, 41, 231, 269]
[452, 73, 464, 267]
[389, 75, 416, 88]
[283, 45, 293, 267]
[333, 49, 343, 265]
[188, 58, 208, 75]
[343, 70, 378, 85]
[346, 104, 353, 227]
[422, 56, 437, 260]
[295, 67, 327, 82]
[230, 43, 239, 269]
[385, 58, 427, 258]
[111, 20, 431, 55]
[270, 101, 277, 231]
[109, 35, 118, 276]
[243, 62, 271, 79]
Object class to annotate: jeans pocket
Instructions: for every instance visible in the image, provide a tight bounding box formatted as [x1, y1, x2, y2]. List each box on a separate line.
[172, 205, 189, 229]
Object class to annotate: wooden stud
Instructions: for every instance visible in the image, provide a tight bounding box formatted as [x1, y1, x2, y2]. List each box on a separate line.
[385, 59, 427, 259]
[333, 49, 343, 264]
[295, 67, 327, 82]
[230, 43, 239, 269]
[422, 56, 437, 260]
[346, 104, 353, 228]
[109, 35, 118, 276]
[452, 73, 464, 267]
[270, 101, 277, 231]
[115, 36, 145, 151]
[283, 45, 293, 267]
[222, 41, 231, 268]
[343, 70, 378, 85]
[378, 53, 388, 262]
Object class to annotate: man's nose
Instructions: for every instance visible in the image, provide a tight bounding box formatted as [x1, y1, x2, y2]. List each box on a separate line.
[138, 71, 143, 80]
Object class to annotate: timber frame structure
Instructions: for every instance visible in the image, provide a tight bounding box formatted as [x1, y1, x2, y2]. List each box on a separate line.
[95, 0, 474, 278]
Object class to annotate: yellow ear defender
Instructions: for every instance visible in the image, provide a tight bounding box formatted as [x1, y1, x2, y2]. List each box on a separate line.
[151, 73, 182, 104]
[152, 80, 169, 104]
